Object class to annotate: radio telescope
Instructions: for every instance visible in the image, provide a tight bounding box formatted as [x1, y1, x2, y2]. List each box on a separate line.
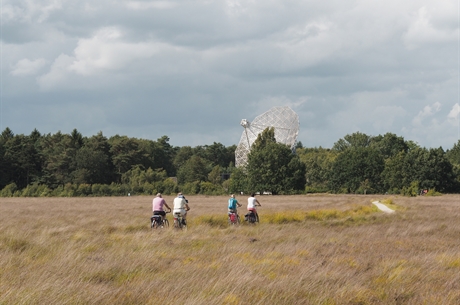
[235, 106, 299, 167]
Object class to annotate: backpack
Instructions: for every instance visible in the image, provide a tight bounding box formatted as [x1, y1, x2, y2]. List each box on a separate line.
[228, 198, 237, 210]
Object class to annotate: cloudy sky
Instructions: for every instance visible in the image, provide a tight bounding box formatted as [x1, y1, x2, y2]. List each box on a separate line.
[1, 0, 459, 149]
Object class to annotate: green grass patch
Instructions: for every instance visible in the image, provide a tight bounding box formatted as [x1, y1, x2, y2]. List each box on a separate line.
[192, 204, 381, 227]
[193, 215, 228, 228]
[379, 198, 405, 211]
[264, 211, 306, 224]
[2, 237, 32, 253]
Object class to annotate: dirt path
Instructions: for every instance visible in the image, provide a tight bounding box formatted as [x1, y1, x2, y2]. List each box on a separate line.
[372, 201, 395, 213]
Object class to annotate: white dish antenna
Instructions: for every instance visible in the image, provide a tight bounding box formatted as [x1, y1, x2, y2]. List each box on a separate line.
[235, 106, 299, 167]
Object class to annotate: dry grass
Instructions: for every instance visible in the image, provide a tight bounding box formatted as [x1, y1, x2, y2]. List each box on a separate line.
[1, 194, 460, 304]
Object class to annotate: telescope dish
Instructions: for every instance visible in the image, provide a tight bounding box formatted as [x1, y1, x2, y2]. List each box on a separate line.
[235, 106, 299, 167]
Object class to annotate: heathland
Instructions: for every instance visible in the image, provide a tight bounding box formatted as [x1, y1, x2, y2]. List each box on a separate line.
[1, 194, 459, 304]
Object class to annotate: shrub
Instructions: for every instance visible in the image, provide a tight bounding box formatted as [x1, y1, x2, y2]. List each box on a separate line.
[426, 188, 442, 196]
[0, 183, 17, 197]
[162, 178, 178, 195]
[200, 181, 225, 195]
[182, 181, 200, 195]
[401, 181, 419, 197]
[62, 183, 77, 197]
[305, 185, 328, 194]
[20, 182, 44, 197]
[92, 184, 112, 196]
[75, 184, 92, 196]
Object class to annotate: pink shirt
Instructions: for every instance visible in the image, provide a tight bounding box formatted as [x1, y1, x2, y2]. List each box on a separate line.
[152, 197, 166, 211]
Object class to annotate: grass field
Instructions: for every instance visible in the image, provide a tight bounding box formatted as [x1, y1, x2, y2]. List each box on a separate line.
[1, 194, 459, 304]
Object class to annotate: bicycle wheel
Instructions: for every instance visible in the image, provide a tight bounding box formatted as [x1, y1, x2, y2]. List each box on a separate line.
[230, 213, 238, 225]
[248, 213, 256, 224]
[174, 217, 181, 229]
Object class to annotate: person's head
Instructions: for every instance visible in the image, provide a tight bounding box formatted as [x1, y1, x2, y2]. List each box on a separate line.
[230, 194, 235, 198]
[178, 192, 184, 198]
[156, 193, 162, 198]
[251, 193, 255, 197]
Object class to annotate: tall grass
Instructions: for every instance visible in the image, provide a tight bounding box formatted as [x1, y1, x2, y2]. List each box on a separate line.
[1, 195, 459, 304]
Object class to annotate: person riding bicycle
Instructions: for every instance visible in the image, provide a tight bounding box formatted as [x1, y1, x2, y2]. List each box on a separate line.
[152, 193, 171, 221]
[228, 194, 242, 215]
[247, 193, 261, 222]
[173, 192, 190, 226]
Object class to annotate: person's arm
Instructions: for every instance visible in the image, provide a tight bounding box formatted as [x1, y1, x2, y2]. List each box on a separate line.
[164, 203, 172, 212]
[185, 203, 190, 211]
[237, 200, 242, 207]
[256, 199, 261, 206]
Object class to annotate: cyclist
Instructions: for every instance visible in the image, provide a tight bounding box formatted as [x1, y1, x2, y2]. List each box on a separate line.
[247, 193, 261, 222]
[152, 193, 171, 221]
[228, 194, 242, 219]
[173, 192, 190, 226]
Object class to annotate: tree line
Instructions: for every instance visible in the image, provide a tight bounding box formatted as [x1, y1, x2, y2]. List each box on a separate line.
[0, 127, 459, 197]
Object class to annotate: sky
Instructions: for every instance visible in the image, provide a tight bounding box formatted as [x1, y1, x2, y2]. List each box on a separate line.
[1, 0, 459, 150]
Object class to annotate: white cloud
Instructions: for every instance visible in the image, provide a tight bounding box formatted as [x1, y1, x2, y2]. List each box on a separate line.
[11, 58, 47, 76]
[3, 0, 63, 23]
[37, 27, 167, 89]
[125, 1, 177, 10]
[403, 6, 458, 49]
[69, 27, 160, 75]
[448, 103, 460, 125]
[37, 54, 75, 91]
[412, 102, 441, 126]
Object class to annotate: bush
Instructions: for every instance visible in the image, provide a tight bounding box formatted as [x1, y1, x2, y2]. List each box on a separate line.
[62, 183, 77, 197]
[75, 184, 92, 196]
[401, 181, 419, 197]
[0, 183, 18, 197]
[141, 182, 156, 195]
[162, 178, 178, 195]
[92, 184, 112, 196]
[182, 181, 200, 195]
[200, 181, 225, 195]
[305, 185, 328, 194]
[20, 183, 44, 197]
[426, 188, 442, 196]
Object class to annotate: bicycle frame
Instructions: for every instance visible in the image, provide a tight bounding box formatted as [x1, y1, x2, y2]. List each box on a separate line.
[151, 211, 170, 229]
[228, 212, 240, 225]
[173, 212, 186, 229]
[245, 211, 259, 224]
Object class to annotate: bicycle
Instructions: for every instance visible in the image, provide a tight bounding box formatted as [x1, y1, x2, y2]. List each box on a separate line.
[244, 210, 259, 224]
[228, 211, 240, 225]
[151, 211, 170, 229]
[173, 212, 187, 230]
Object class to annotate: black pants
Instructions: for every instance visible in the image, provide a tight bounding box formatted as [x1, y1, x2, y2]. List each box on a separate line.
[153, 211, 166, 217]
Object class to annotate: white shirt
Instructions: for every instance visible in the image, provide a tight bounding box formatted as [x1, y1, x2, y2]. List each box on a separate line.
[173, 197, 187, 212]
[247, 196, 257, 209]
